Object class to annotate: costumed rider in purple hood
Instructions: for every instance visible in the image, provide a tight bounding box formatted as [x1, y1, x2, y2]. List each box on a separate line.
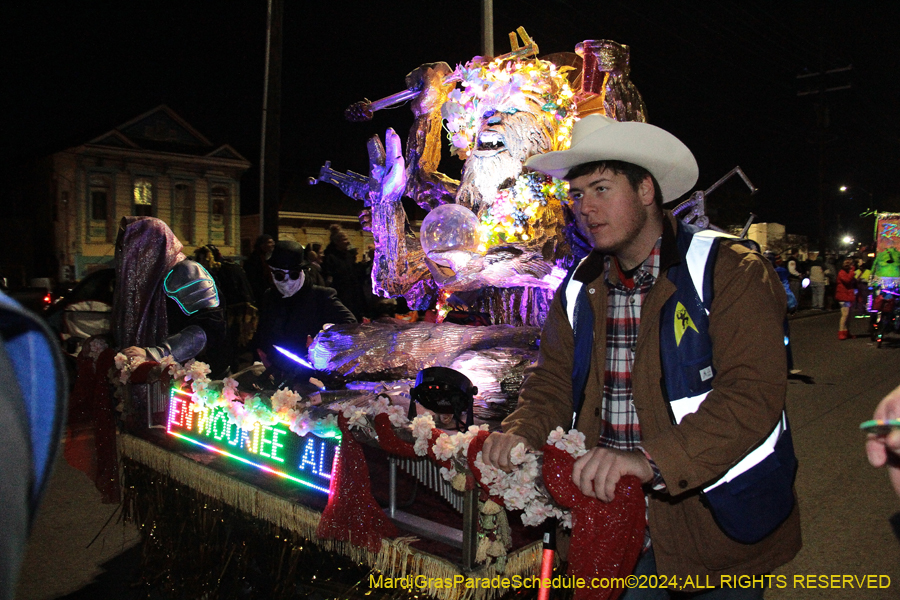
[115, 217, 227, 376]
[255, 241, 357, 389]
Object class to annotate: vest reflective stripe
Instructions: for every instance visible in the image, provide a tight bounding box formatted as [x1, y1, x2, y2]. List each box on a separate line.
[670, 390, 788, 492]
[565, 278, 583, 327]
[684, 230, 734, 309]
[706, 414, 787, 491]
[668, 392, 708, 423]
[563, 257, 588, 326]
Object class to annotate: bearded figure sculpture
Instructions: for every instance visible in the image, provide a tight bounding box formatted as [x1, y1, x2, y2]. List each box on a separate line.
[309, 34, 647, 417]
[315, 32, 647, 327]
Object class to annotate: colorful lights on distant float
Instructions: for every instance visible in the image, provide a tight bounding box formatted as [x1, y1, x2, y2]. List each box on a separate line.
[880, 221, 900, 240]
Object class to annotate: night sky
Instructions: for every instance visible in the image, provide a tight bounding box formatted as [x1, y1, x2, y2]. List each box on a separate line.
[4, 1, 900, 248]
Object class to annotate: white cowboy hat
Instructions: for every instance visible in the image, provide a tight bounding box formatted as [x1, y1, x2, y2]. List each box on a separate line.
[525, 114, 699, 203]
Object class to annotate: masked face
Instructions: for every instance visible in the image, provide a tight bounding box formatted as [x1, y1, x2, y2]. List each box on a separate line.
[271, 268, 305, 298]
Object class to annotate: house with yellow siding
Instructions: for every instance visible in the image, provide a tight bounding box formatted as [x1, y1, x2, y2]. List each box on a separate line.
[45, 105, 250, 280]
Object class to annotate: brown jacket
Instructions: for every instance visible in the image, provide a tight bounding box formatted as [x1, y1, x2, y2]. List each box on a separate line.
[503, 214, 801, 582]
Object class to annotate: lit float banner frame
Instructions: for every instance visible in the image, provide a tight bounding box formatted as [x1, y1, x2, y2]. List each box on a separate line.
[875, 213, 900, 253]
[166, 388, 340, 494]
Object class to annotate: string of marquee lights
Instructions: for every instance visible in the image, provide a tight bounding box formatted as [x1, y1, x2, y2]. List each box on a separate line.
[115, 354, 341, 439]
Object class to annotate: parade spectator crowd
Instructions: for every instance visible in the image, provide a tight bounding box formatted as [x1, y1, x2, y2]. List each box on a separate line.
[770, 249, 880, 315]
[758, 247, 888, 342]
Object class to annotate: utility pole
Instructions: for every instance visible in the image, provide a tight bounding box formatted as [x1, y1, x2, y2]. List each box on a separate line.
[796, 64, 851, 248]
[259, 0, 284, 239]
[481, 0, 494, 57]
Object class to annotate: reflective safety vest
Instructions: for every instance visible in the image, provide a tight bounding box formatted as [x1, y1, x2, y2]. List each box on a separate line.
[560, 221, 796, 544]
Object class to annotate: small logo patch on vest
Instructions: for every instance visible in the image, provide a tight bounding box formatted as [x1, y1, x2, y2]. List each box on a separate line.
[674, 301, 699, 346]
[700, 366, 714, 381]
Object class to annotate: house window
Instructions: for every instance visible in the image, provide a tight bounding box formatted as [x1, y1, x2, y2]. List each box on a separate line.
[87, 175, 112, 241]
[209, 186, 229, 244]
[89, 175, 110, 221]
[172, 182, 193, 243]
[133, 177, 153, 216]
[91, 190, 107, 220]
[210, 186, 228, 226]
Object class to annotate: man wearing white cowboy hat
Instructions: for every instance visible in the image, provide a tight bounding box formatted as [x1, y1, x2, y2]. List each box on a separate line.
[483, 115, 800, 595]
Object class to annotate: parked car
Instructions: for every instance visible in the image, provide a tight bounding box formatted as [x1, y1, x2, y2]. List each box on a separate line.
[45, 268, 116, 357]
[4, 287, 52, 314]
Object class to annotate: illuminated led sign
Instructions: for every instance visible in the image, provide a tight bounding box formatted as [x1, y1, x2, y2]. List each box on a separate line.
[167, 389, 339, 494]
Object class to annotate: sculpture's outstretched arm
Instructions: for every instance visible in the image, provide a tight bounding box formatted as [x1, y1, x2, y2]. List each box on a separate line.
[402, 62, 459, 210]
[365, 129, 437, 307]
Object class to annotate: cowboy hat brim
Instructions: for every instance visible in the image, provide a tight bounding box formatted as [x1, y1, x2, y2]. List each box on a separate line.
[525, 115, 699, 203]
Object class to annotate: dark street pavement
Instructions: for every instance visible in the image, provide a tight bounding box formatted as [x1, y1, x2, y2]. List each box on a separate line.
[14, 450, 142, 599]
[14, 310, 900, 599]
[768, 310, 900, 598]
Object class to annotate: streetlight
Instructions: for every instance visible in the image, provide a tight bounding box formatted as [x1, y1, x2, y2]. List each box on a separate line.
[842, 235, 854, 245]
[837, 185, 877, 251]
[838, 184, 874, 206]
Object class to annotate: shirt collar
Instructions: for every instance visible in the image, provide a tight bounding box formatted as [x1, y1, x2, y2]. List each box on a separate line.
[573, 211, 678, 285]
[606, 237, 662, 289]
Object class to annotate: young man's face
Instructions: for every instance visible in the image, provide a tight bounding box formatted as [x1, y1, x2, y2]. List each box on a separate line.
[567, 168, 653, 257]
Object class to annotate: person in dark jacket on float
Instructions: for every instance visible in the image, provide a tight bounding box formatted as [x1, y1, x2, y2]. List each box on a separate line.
[255, 241, 356, 379]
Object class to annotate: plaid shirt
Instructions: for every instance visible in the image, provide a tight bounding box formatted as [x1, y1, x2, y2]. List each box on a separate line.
[601, 239, 667, 491]
[600, 238, 660, 449]
[602, 237, 665, 550]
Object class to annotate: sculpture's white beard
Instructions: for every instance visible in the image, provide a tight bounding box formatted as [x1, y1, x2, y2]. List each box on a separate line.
[457, 151, 523, 214]
[456, 109, 553, 216]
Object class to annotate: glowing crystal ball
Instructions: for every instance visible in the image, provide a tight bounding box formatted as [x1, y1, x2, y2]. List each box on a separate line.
[420, 203, 480, 257]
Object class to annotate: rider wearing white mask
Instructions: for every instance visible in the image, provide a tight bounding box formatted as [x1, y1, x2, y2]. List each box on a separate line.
[256, 241, 357, 375]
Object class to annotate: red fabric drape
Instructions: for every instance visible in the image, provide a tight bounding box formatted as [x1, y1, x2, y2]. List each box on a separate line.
[65, 347, 120, 503]
[315, 415, 398, 552]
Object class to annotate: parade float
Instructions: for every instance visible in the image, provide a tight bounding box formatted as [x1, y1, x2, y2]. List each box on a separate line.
[108, 29, 742, 600]
[868, 212, 900, 346]
[872, 212, 900, 289]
